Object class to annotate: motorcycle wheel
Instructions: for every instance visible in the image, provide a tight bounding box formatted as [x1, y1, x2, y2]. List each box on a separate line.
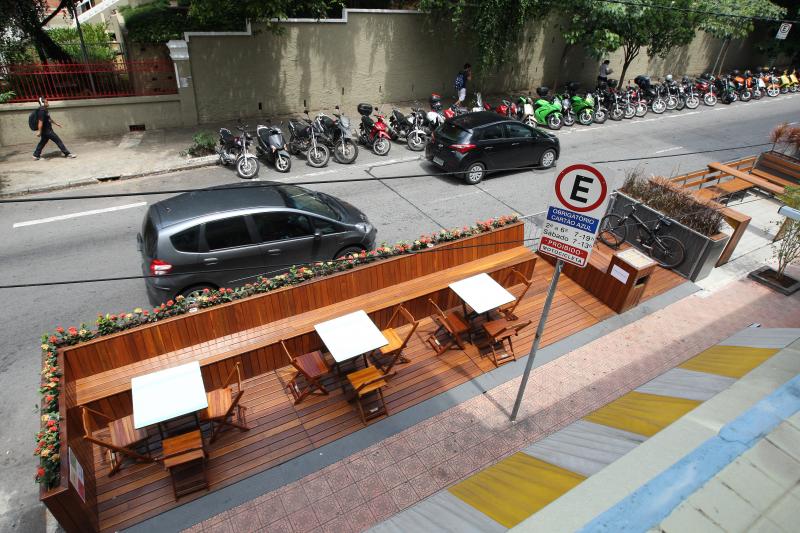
[373, 137, 391, 156]
[740, 91, 752, 102]
[236, 156, 259, 179]
[546, 113, 563, 130]
[651, 99, 666, 114]
[780, 86, 788, 94]
[623, 105, 636, 119]
[752, 89, 763, 100]
[275, 153, 291, 173]
[578, 110, 593, 125]
[610, 107, 624, 121]
[686, 96, 700, 109]
[218, 151, 228, 166]
[703, 93, 717, 106]
[333, 139, 358, 164]
[675, 98, 686, 111]
[593, 108, 607, 124]
[768, 86, 780, 97]
[791, 85, 798, 93]
[562, 111, 575, 127]
[635, 103, 648, 117]
[665, 96, 678, 110]
[407, 131, 427, 151]
[306, 144, 330, 168]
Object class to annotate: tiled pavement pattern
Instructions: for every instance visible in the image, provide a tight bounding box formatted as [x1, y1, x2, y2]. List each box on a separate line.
[371, 327, 792, 531]
[186, 278, 800, 533]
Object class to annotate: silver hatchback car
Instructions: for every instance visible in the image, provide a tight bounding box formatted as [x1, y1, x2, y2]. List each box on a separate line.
[138, 182, 376, 306]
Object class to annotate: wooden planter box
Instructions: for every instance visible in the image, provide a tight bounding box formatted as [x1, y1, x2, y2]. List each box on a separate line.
[608, 192, 729, 281]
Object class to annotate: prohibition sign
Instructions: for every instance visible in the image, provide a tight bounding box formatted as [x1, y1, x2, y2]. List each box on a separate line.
[554, 164, 608, 213]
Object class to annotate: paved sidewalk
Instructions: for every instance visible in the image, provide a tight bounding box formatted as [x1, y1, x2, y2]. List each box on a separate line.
[169, 276, 799, 533]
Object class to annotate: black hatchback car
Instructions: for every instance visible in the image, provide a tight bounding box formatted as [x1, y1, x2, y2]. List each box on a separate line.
[425, 111, 560, 184]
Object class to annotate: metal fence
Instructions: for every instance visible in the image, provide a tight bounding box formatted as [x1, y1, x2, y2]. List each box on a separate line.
[0, 60, 177, 102]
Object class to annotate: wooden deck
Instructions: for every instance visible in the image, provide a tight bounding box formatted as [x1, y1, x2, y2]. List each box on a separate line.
[92, 257, 685, 532]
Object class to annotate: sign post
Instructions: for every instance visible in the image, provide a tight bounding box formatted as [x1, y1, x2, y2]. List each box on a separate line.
[510, 164, 609, 421]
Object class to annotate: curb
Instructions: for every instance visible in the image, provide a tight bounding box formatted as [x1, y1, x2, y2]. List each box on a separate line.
[0, 155, 218, 198]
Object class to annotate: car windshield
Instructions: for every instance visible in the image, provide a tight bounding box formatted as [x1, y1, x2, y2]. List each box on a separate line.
[437, 122, 471, 144]
[274, 184, 341, 220]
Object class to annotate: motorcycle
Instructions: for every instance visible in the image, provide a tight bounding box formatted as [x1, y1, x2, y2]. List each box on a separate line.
[286, 111, 330, 168]
[532, 86, 563, 130]
[517, 95, 536, 126]
[388, 105, 427, 151]
[357, 103, 392, 156]
[762, 68, 781, 97]
[596, 80, 626, 121]
[635, 75, 667, 114]
[317, 107, 359, 164]
[217, 121, 259, 179]
[255, 121, 291, 173]
[589, 87, 608, 124]
[561, 81, 594, 125]
[778, 69, 795, 93]
[677, 76, 700, 109]
[715, 75, 738, 104]
[425, 93, 447, 133]
[695, 74, 717, 106]
[731, 70, 752, 102]
[744, 70, 763, 100]
[662, 75, 680, 110]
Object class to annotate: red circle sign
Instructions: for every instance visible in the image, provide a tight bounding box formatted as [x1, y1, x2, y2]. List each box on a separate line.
[554, 164, 608, 213]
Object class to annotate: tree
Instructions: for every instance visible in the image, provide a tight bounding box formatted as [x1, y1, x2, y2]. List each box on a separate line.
[754, 0, 800, 66]
[419, 0, 548, 71]
[188, 0, 343, 33]
[0, 0, 76, 62]
[773, 186, 800, 281]
[557, 0, 701, 87]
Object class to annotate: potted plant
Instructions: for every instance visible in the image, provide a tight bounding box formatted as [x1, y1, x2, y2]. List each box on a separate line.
[749, 186, 800, 295]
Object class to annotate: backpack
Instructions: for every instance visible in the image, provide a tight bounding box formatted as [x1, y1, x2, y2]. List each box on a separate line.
[454, 72, 465, 91]
[29, 109, 39, 131]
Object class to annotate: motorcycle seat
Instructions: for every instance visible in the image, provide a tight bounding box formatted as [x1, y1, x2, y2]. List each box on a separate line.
[361, 115, 375, 128]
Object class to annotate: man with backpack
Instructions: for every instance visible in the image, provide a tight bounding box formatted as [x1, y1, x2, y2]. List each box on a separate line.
[30, 97, 76, 160]
[454, 63, 472, 108]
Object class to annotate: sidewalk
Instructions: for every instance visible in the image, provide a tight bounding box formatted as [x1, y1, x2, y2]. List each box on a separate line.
[145, 271, 799, 533]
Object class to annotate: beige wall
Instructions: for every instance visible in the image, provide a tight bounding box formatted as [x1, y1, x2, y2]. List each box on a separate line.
[0, 95, 182, 146]
[187, 11, 763, 124]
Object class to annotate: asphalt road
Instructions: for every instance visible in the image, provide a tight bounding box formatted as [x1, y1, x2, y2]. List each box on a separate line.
[1, 94, 797, 531]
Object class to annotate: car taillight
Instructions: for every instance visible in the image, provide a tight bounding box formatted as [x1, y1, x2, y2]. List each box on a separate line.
[450, 143, 476, 154]
[150, 259, 173, 276]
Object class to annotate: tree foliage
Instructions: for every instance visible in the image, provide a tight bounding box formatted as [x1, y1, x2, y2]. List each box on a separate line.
[697, 0, 786, 41]
[419, 0, 547, 71]
[0, 0, 76, 62]
[754, 0, 800, 65]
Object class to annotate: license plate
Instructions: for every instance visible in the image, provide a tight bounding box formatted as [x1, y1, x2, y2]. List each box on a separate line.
[433, 156, 444, 166]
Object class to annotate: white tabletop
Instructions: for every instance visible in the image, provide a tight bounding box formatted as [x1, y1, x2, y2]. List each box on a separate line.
[314, 310, 389, 363]
[449, 273, 516, 315]
[131, 361, 208, 429]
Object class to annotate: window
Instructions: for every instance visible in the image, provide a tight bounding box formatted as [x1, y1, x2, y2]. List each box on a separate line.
[311, 216, 341, 235]
[253, 212, 314, 242]
[480, 124, 505, 141]
[170, 226, 201, 253]
[204, 216, 253, 250]
[142, 215, 158, 257]
[437, 122, 472, 144]
[274, 185, 340, 220]
[505, 123, 533, 138]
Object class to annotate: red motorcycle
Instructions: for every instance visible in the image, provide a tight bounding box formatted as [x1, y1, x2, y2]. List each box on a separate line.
[694, 75, 717, 106]
[357, 104, 392, 156]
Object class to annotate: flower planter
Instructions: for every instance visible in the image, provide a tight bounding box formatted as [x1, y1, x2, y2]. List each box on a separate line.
[607, 192, 730, 281]
[748, 266, 800, 295]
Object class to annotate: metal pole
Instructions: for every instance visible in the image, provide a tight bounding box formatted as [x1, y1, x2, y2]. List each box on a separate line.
[510, 259, 563, 422]
[71, 4, 97, 95]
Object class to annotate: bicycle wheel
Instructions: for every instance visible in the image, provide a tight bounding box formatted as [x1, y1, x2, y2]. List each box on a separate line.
[598, 214, 627, 248]
[649, 235, 685, 269]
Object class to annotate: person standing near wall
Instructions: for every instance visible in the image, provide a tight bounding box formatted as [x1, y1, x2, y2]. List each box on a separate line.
[32, 97, 76, 160]
[454, 63, 472, 108]
[598, 60, 613, 87]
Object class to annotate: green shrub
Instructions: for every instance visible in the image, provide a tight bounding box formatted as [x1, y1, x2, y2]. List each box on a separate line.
[46, 23, 116, 61]
[0, 90, 15, 103]
[182, 131, 217, 156]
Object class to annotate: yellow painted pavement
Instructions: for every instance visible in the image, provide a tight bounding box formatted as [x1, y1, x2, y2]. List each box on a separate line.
[582, 391, 701, 437]
[678, 346, 779, 378]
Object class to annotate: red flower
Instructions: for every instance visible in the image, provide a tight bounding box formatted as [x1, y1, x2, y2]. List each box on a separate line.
[48, 336, 57, 344]
[67, 327, 78, 336]
[203, 288, 210, 294]
[55, 327, 64, 334]
[166, 300, 174, 307]
[37, 467, 45, 478]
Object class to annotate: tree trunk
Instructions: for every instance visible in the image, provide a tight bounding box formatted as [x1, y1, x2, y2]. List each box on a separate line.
[552, 43, 573, 92]
[716, 39, 731, 76]
[618, 44, 641, 89]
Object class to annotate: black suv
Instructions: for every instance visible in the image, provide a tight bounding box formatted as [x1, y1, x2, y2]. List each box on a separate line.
[138, 182, 376, 305]
[425, 111, 560, 184]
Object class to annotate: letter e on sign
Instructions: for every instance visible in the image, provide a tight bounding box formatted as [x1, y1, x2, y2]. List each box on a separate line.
[555, 164, 608, 214]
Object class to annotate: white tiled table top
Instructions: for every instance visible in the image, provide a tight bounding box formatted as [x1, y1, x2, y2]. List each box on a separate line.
[449, 273, 515, 315]
[314, 310, 389, 363]
[131, 361, 208, 429]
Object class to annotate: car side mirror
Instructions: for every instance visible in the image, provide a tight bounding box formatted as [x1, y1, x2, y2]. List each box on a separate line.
[314, 230, 322, 241]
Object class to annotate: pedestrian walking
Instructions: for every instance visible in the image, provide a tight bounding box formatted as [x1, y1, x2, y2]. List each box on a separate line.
[598, 59, 613, 86]
[31, 97, 76, 160]
[454, 63, 472, 107]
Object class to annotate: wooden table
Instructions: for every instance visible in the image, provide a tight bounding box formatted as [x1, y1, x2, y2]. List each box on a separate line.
[449, 273, 515, 340]
[131, 361, 208, 432]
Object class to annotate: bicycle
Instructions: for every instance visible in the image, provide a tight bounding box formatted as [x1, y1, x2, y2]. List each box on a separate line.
[598, 204, 686, 269]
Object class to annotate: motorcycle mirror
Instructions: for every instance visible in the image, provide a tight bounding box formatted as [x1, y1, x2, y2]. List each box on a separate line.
[335, 105, 340, 110]
[304, 109, 309, 114]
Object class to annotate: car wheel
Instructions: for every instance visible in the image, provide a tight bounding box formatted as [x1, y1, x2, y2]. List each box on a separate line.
[180, 284, 217, 299]
[539, 148, 557, 168]
[334, 246, 364, 260]
[464, 162, 486, 185]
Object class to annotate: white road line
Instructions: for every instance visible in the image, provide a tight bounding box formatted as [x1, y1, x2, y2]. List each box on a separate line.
[13, 202, 147, 228]
[654, 146, 683, 154]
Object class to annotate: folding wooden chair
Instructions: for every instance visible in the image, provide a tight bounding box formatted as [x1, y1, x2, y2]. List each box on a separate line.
[426, 299, 470, 356]
[497, 268, 534, 321]
[370, 305, 420, 373]
[280, 340, 331, 404]
[199, 362, 249, 443]
[346, 365, 395, 425]
[80, 406, 152, 476]
[482, 318, 532, 367]
[159, 429, 209, 500]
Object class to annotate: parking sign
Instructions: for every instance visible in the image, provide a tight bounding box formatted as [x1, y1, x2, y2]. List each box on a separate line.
[538, 164, 609, 267]
[776, 23, 792, 40]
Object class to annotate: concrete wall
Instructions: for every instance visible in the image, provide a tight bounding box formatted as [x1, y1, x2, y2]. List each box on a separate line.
[186, 10, 763, 124]
[0, 95, 182, 146]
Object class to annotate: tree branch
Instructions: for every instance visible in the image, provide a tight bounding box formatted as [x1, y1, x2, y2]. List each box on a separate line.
[40, 0, 71, 28]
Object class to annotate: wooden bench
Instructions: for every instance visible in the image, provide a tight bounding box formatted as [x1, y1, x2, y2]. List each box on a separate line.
[755, 151, 800, 186]
[751, 168, 797, 188]
[74, 246, 537, 406]
[695, 178, 753, 201]
[706, 162, 785, 195]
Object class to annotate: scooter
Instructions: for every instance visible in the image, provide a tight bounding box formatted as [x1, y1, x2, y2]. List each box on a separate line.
[532, 86, 563, 130]
[517, 95, 536, 126]
[317, 107, 359, 164]
[217, 121, 259, 179]
[286, 111, 330, 168]
[357, 104, 392, 156]
[255, 121, 291, 173]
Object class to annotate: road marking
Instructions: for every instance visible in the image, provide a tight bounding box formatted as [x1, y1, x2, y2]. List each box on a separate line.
[654, 146, 683, 154]
[13, 202, 147, 228]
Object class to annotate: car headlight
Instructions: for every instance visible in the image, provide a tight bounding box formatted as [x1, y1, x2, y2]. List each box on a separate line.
[355, 222, 373, 234]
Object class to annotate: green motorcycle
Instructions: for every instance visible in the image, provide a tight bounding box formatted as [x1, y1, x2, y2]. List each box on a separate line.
[532, 87, 563, 130]
[560, 82, 595, 126]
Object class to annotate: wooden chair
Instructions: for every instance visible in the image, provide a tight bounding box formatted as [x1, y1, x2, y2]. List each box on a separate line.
[482, 318, 532, 367]
[347, 365, 395, 425]
[199, 362, 249, 443]
[80, 406, 152, 476]
[370, 305, 420, 373]
[160, 429, 209, 500]
[497, 268, 534, 321]
[280, 340, 331, 404]
[426, 299, 470, 356]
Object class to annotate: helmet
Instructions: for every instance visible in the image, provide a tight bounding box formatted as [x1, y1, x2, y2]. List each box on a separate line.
[744, 70, 752, 77]
[536, 86, 549, 97]
[682, 75, 690, 83]
[665, 74, 673, 82]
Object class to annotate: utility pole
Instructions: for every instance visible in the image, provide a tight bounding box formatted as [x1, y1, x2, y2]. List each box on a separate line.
[69, 3, 97, 95]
